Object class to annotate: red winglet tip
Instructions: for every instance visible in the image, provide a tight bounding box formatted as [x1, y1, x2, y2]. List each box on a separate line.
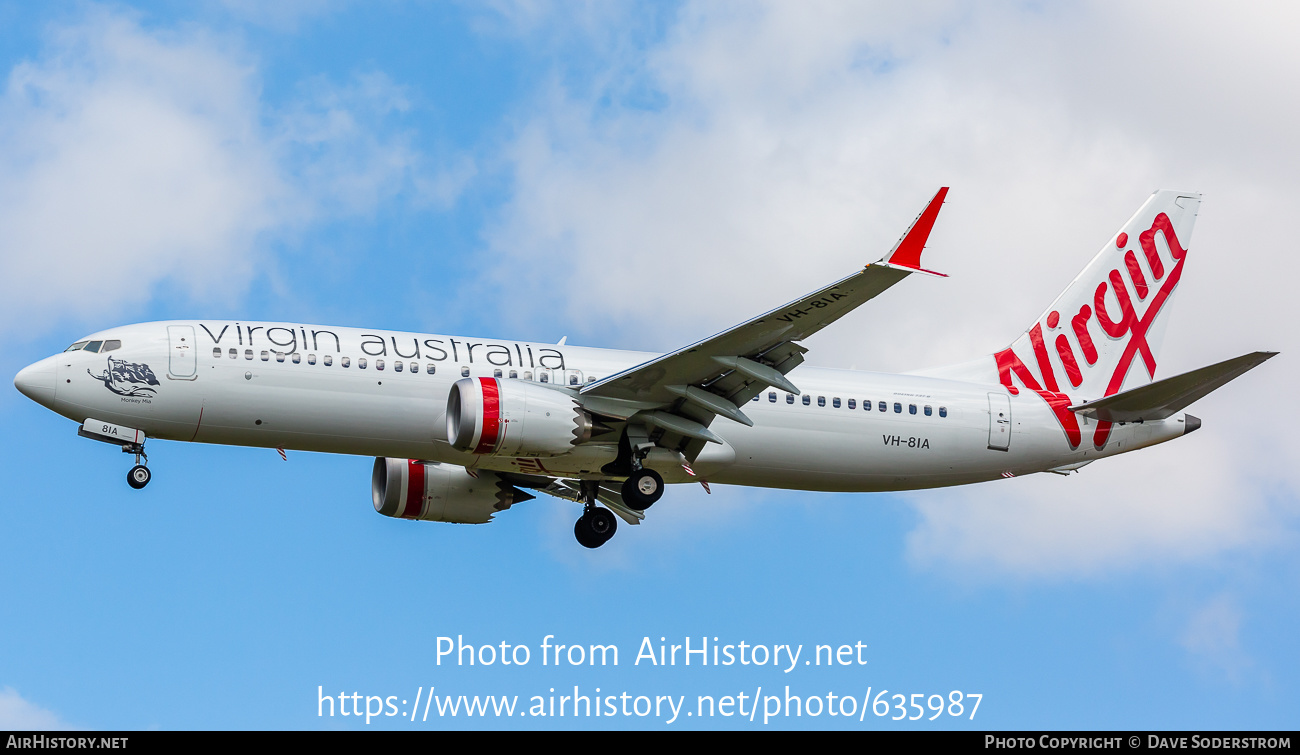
[886, 187, 948, 270]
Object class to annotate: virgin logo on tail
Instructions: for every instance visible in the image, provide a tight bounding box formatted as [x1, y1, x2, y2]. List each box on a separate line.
[994, 212, 1189, 450]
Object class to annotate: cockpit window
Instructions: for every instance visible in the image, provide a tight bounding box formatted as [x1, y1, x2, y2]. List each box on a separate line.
[103, 340, 120, 352]
[83, 341, 103, 353]
[64, 341, 89, 352]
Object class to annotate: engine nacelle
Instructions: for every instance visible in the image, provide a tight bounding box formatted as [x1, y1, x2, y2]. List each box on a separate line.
[371, 457, 533, 524]
[447, 377, 592, 457]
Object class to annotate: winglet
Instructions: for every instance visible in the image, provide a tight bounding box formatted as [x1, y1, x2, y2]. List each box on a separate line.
[879, 187, 949, 276]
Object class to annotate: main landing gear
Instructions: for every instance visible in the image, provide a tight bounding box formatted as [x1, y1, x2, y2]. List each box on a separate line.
[124, 442, 151, 489]
[574, 480, 617, 549]
[575, 507, 617, 549]
[569, 466, 665, 549]
[621, 468, 664, 511]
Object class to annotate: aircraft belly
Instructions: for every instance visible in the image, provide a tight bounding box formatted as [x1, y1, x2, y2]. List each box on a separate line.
[471, 444, 622, 479]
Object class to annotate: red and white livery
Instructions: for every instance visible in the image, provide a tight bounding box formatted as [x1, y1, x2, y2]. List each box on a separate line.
[15, 189, 1276, 548]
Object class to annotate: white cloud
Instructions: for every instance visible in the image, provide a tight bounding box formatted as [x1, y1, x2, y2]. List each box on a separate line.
[481, 1, 1300, 577]
[277, 71, 421, 217]
[0, 687, 76, 730]
[0, 8, 440, 340]
[0, 10, 286, 335]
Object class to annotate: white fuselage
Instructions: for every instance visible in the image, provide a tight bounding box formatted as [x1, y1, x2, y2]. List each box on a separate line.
[20, 320, 1193, 492]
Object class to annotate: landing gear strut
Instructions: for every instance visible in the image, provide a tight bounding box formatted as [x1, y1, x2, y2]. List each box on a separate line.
[618, 428, 663, 511]
[124, 442, 151, 489]
[574, 480, 617, 549]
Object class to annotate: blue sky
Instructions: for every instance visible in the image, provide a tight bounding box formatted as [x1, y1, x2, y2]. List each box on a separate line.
[1, 1, 1297, 730]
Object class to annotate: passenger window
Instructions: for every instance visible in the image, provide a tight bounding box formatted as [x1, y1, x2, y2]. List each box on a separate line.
[426, 364, 435, 375]
[909, 404, 917, 415]
[769, 392, 777, 403]
[587, 377, 597, 384]
[833, 397, 841, 408]
[461, 367, 470, 377]
[394, 361, 403, 372]
[102, 340, 121, 352]
[893, 402, 902, 413]
[358, 358, 367, 369]
[376, 359, 385, 371]
[261, 350, 269, 361]
[245, 349, 253, 360]
[308, 354, 316, 365]
[939, 407, 947, 418]
[324, 355, 333, 366]
[540, 372, 549, 383]
[494, 369, 502, 378]
[864, 400, 871, 411]
[523, 371, 532, 380]
[84, 341, 103, 353]
[802, 395, 811, 406]
[342, 357, 351, 368]
[509, 370, 518, 379]
[786, 394, 794, 404]
[924, 405, 932, 416]
[570, 374, 580, 386]
[879, 401, 887, 412]
[411, 362, 418, 373]
[848, 399, 856, 409]
[276, 352, 286, 363]
[212, 347, 222, 358]
[228, 348, 237, 359]
[817, 396, 826, 407]
[291, 353, 301, 364]
[751, 395, 759, 402]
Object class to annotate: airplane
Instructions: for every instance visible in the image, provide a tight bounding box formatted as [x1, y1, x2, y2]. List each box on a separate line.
[13, 189, 1277, 548]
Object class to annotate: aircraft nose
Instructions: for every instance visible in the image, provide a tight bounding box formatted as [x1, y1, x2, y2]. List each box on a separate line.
[14, 356, 58, 407]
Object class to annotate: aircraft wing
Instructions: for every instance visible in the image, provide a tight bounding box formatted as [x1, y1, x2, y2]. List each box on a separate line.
[577, 188, 949, 457]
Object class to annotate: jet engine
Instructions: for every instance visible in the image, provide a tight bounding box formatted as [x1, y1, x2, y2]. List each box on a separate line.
[446, 377, 592, 457]
[371, 457, 534, 524]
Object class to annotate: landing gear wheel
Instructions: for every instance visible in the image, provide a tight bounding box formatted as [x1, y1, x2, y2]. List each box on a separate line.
[574, 508, 617, 549]
[127, 465, 151, 489]
[621, 468, 664, 511]
[588, 507, 617, 541]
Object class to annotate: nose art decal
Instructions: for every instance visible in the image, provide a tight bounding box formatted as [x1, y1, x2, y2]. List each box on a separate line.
[89, 357, 161, 397]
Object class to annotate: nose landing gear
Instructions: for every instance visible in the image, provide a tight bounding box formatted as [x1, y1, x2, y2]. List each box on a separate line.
[127, 464, 151, 489]
[124, 442, 151, 489]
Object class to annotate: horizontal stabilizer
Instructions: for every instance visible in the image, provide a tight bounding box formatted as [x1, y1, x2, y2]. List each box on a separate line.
[1069, 351, 1277, 422]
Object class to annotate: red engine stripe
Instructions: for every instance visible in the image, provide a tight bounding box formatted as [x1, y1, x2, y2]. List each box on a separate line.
[473, 377, 501, 454]
[402, 459, 425, 519]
